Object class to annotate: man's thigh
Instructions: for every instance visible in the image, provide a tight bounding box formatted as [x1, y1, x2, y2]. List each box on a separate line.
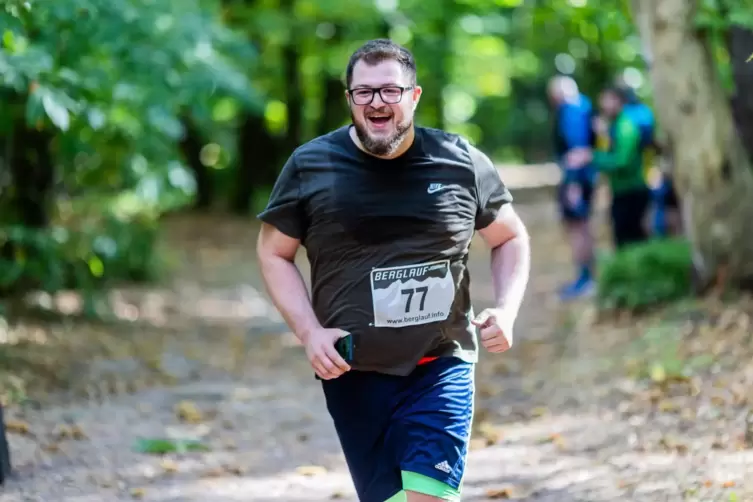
[321, 358, 474, 502]
[322, 369, 403, 502]
[393, 358, 475, 500]
[611, 189, 650, 247]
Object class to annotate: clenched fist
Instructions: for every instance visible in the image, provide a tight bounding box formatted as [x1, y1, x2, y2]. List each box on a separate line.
[472, 308, 514, 353]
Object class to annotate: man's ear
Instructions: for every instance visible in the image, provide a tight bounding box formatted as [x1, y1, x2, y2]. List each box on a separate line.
[412, 86, 422, 109]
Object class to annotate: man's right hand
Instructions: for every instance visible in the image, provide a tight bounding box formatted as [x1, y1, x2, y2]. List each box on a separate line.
[301, 328, 351, 380]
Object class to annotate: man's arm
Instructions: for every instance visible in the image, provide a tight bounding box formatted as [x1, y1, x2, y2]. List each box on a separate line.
[256, 151, 349, 379]
[477, 205, 531, 320]
[470, 144, 531, 323]
[558, 104, 594, 170]
[256, 225, 321, 342]
[560, 104, 593, 153]
[255, 151, 321, 342]
[592, 117, 641, 173]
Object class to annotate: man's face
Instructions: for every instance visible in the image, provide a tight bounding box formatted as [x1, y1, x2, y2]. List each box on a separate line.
[347, 59, 421, 156]
[599, 91, 622, 119]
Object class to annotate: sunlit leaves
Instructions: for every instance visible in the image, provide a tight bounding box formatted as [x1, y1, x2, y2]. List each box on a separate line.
[3, 0, 258, 140]
[41, 91, 71, 131]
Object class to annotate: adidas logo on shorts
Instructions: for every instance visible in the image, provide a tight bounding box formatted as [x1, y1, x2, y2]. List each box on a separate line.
[434, 460, 452, 473]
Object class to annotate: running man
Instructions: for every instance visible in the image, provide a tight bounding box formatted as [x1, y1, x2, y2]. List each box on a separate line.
[547, 76, 596, 300]
[256, 39, 530, 502]
[568, 87, 651, 249]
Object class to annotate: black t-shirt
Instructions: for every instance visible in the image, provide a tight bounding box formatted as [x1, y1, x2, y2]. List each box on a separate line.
[258, 125, 512, 375]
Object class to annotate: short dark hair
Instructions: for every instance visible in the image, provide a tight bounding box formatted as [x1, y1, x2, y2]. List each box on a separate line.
[345, 39, 417, 88]
[617, 85, 640, 104]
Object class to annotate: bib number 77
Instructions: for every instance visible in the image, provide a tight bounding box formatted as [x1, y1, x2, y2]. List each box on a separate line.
[401, 286, 428, 313]
[370, 260, 455, 328]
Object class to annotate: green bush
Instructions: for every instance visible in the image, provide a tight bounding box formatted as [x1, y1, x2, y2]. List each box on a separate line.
[0, 209, 162, 298]
[597, 238, 693, 311]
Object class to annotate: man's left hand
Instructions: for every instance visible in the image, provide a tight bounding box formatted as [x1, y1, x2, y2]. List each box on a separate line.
[565, 147, 592, 168]
[472, 308, 514, 353]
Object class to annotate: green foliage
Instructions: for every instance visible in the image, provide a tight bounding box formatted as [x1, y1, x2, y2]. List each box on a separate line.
[597, 238, 693, 311]
[133, 437, 210, 454]
[0, 0, 258, 135]
[0, 209, 161, 296]
[0, 0, 748, 304]
[0, 0, 258, 296]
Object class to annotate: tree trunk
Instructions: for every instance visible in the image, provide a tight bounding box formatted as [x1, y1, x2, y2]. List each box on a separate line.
[230, 113, 280, 214]
[726, 25, 753, 160]
[431, 0, 452, 131]
[631, 0, 753, 290]
[317, 24, 348, 137]
[9, 122, 54, 228]
[280, 0, 303, 151]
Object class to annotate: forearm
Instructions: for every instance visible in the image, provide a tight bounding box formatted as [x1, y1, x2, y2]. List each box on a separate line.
[259, 254, 321, 341]
[489, 231, 531, 319]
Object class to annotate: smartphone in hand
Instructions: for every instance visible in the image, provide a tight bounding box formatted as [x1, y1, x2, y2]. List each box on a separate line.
[334, 334, 354, 363]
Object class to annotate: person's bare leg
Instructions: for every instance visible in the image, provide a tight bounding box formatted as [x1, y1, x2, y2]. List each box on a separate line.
[568, 220, 594, 266]
[558, 218, 595, 300]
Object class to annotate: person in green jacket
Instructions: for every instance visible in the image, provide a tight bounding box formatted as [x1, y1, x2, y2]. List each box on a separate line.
[568, 86, 651, 249]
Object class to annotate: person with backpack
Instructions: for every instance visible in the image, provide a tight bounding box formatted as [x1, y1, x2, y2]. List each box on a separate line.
[568, 86, 651, 249]
[618, 85, 682, 237]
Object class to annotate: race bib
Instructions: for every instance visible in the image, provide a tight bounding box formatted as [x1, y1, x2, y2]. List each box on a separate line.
[370, 260, 456, 328]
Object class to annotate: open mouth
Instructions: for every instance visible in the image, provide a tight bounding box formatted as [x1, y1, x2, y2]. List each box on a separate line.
[367, 115, 392, 127]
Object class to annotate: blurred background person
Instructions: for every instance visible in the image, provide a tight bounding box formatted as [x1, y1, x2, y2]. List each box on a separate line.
[568, 87, 650, 249]
[548, 76, 598, 300]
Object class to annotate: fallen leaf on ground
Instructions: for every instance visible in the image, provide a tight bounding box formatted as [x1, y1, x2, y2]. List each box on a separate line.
[53, 424, 87, 440]
[175, 400, 203, 423]
[224, 464, 244, 476]
[469, 438, 489, 450]
[133, 437, 209, 454]
[530, 406, 549, 418]
[475, 421, 503, 445]
[485, 485, 517, 499]
[130, 487, 146, 498]
[159, 458, 179, 473]
[296, 465, 328, 476]
[202, 467, 224, 478]
[5, 419, 30, 435]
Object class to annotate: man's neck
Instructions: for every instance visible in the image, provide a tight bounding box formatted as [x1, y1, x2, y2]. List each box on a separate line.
[349, 126, 415, 160]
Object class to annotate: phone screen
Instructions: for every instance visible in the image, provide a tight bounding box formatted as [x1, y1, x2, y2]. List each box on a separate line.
[334, 334, 353, 362]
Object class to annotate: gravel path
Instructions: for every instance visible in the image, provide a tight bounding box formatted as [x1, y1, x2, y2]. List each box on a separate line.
[2, 202, 752, 501]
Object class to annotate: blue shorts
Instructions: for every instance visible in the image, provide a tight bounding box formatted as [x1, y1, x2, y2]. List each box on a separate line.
[321, 357, 475, 502]
[558, 165, 596, 222]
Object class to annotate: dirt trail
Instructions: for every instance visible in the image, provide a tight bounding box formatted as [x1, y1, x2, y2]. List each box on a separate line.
[1, 199, 752, 501]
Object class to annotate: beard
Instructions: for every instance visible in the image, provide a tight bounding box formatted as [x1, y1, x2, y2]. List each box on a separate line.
[351, 111, 412, 157]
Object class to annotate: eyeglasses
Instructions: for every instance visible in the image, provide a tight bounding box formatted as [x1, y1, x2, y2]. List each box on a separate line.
[348, 86, 414, 105]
